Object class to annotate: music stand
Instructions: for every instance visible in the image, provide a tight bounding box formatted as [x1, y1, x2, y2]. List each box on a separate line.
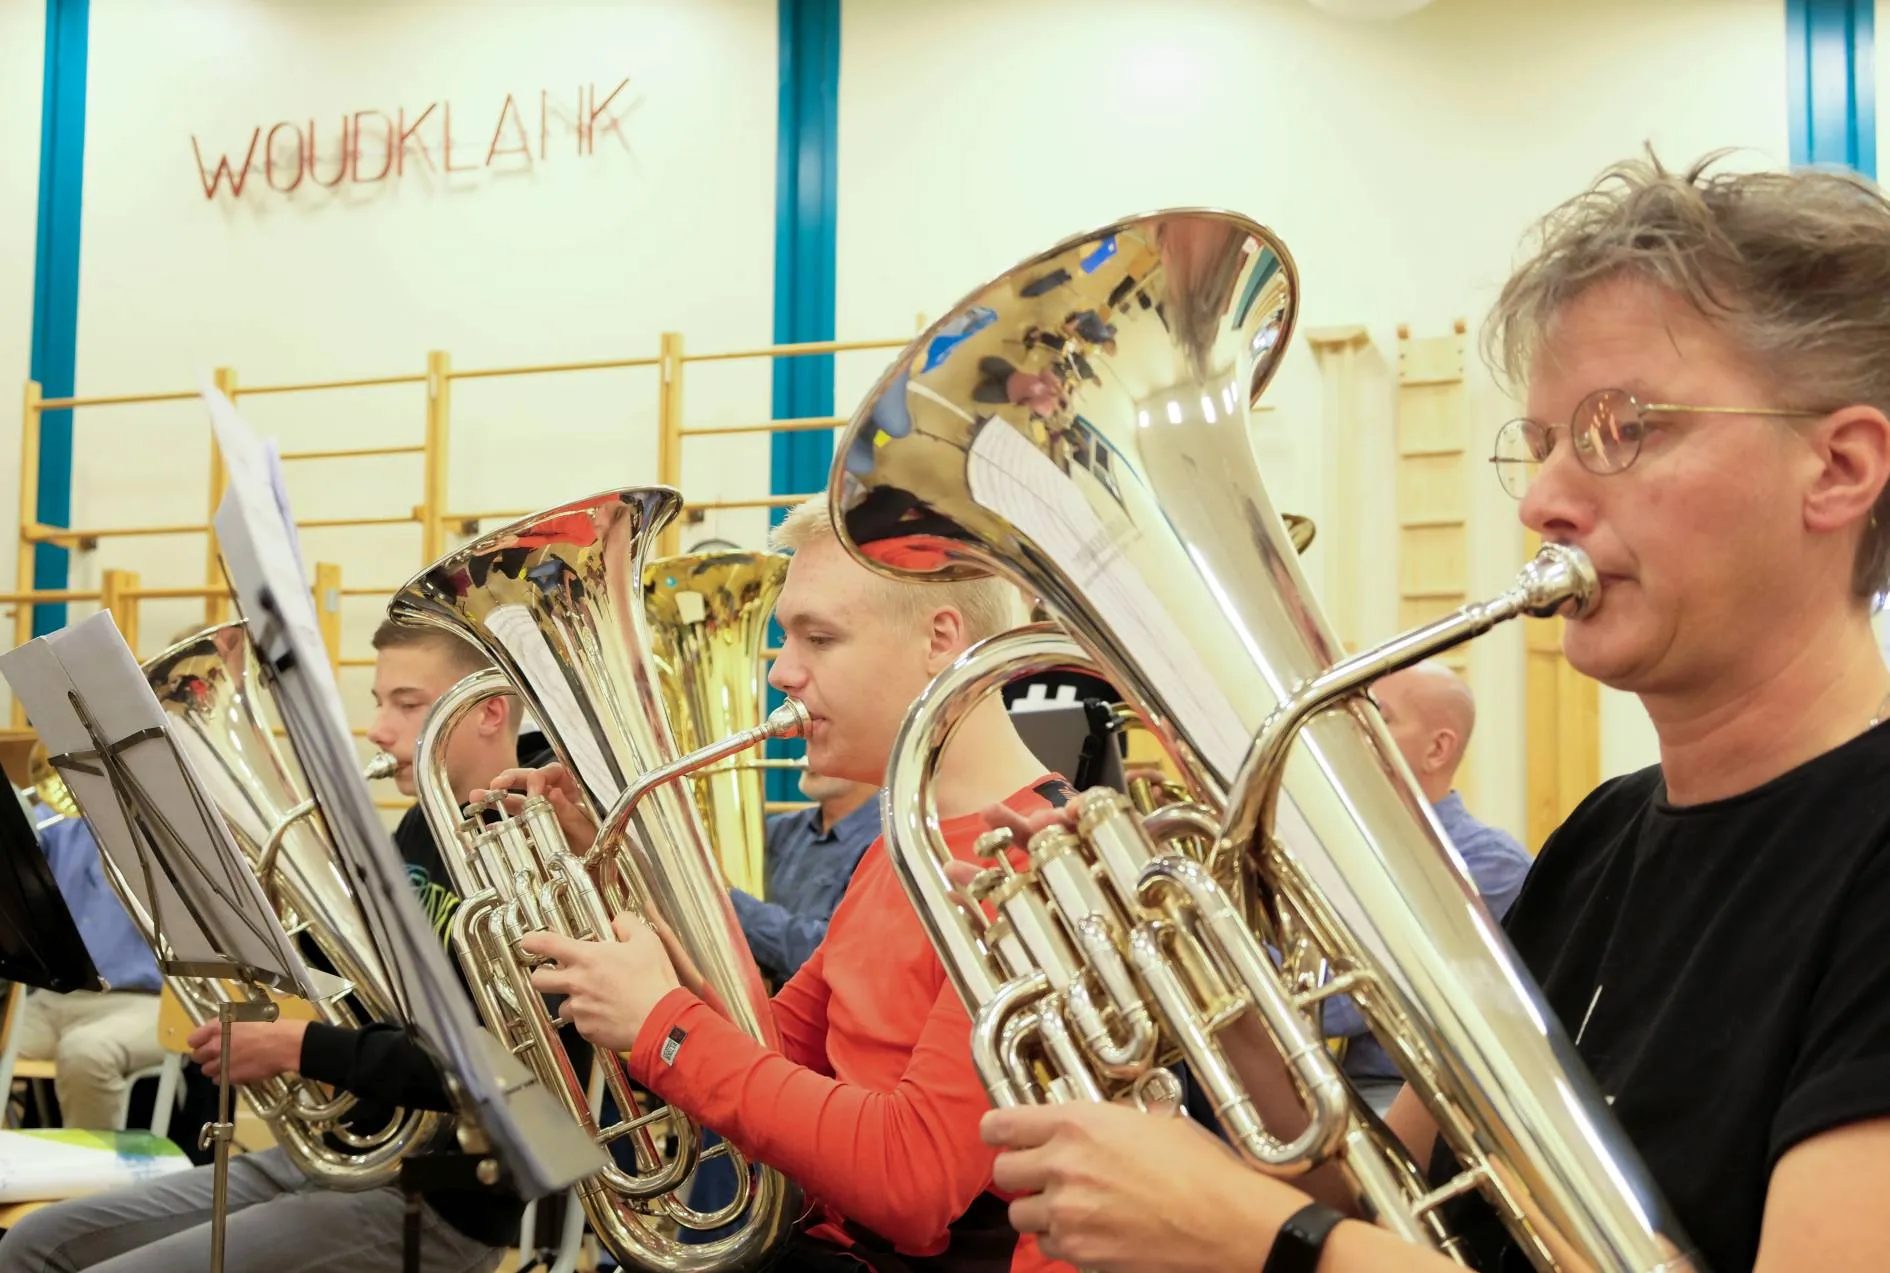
[0, 786, 101, 996]
[201, 383, 602, 1225]
[0, 614, 344, 1273]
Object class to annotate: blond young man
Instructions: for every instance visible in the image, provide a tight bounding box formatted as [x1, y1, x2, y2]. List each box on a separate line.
[487, 499, 1078, 1273]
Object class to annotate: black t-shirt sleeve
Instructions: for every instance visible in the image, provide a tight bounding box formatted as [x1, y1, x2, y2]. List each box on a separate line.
[1769, 837, 1890, 1166]
[299, 1020, 454, 1111]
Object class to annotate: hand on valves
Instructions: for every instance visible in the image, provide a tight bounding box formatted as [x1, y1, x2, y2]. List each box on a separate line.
[475, 761, 597, 849]
[520, 912, 715, 1054]
[958, 800, 1377, 1273]
[983, 1100, 1324, 1273]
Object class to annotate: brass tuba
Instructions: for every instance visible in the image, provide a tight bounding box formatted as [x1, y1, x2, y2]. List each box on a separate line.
[389, 489, 801, 1272]
[135, 621, 439, 1188]
[644, 549, 791, 898]
[26, 742, 81, 820]
[831, 211, 1698, 1270]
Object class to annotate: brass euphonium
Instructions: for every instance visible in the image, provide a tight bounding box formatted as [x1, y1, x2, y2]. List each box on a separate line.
[832, 211, 1699, 1270]
[389, 489, 802, 1273]
[135, 622, 439, 1188]
[644, 550, 790, 898]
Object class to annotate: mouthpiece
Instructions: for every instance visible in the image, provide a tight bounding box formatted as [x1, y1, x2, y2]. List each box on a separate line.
[363, 752, 399, 781]
[764, 699, 811, 740]
[1515, 544, 1599, 620]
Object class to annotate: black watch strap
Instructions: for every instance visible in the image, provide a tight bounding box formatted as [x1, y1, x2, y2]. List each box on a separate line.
[1261, 1201, 1347, 1273]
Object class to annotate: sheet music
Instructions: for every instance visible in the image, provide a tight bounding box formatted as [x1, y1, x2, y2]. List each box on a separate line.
[261, 438, 309, 586]
[0, 614, 337, 1001]
[204, 385, 603, 1198]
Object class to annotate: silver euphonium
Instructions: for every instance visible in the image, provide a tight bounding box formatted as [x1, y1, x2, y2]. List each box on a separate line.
[388, 488, 801, 1273]
[136, 622, 439, 1188]
[832, 211, 1700, 1270]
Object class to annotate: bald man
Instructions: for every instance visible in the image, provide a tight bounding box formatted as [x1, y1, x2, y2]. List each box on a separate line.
[1325, 660, 1533, 1114]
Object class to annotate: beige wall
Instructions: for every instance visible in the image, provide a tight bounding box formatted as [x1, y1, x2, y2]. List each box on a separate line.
[832, 0, 1790, 836]
[4, 1, 1807, 830]
[28, 0, 781, 746]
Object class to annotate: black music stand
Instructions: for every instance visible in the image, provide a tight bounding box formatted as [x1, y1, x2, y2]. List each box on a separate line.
[203, 383, 603, 1257]
[0, 789, 102, 997]
[0, 614, 343, 1273]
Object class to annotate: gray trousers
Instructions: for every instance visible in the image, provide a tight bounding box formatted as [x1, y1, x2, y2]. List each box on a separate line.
[0, 1147, 503, 1273]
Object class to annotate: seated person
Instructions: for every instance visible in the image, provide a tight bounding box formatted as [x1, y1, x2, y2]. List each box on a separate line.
[10, 795, 165, 1131]
[1325, 660, 1531, 1114]
[0, 621, 544, 1273]
[730, 768, 880, 982]
[487, 497, 1075, 1272]
[974, 150, 1890, 1273]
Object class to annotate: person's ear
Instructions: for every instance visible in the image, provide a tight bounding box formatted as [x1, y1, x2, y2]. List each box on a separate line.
[924, 607, 967, 675]
[477, 694, 510, 738]
[1803, 405, 1890, 541]
[1423, 727, 1458, 775]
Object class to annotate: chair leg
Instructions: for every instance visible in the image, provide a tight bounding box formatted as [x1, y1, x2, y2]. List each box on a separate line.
[149, 1056, 182, 1140]
[517, 1199, 537, 1262]
[548, 1188, 588, 1273]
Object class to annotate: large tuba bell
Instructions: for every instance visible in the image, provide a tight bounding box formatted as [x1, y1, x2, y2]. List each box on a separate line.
[643, 549, 790, 898]
[832, 211, 1698, 1269]
[134, 622, 439, 1188]
[388, 489, 801, 1273]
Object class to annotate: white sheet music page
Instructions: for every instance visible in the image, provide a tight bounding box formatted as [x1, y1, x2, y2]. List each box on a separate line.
[0, 613, 335, 998]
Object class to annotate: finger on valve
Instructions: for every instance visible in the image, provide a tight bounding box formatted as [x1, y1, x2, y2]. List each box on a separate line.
[473, 769, 530, 802]
[477, 762, 566, 802]
[981, 801, 1074, 844]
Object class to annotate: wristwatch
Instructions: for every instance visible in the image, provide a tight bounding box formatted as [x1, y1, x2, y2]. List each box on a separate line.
[1261, 1201, 1347, 1273]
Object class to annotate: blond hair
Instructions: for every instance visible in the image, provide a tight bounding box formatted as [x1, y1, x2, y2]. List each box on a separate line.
[770, 498, 1024, 642]
[1485, 147, 1890, 597]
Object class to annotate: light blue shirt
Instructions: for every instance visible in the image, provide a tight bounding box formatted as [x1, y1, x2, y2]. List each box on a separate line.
[1325, 792, 1532, 1082]
[728, 796, 883, 981]
[37, 817, 162, 994]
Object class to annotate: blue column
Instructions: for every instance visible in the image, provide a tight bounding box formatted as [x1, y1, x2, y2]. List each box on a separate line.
[29, 0, 89, 635]
[771, 0, 840, 498]
[1788, 0, 1877, 178]
[766, 0, 840, 801]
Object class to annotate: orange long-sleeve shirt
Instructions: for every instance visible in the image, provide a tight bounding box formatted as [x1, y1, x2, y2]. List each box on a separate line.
[628, 778, 1074, 1273]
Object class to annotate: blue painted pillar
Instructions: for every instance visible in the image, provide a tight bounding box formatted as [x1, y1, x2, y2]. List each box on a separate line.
[766, 0, 840, 801]
[29, 0, 89, 635]
[1788, 0, 1877, 177]
[771, 0, 840, 498]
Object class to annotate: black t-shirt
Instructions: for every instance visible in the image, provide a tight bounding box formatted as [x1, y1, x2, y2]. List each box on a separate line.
[1437, 722, 1890, 1272]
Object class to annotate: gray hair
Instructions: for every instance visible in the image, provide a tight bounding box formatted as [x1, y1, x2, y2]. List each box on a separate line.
[1485, 147, 1890, 596]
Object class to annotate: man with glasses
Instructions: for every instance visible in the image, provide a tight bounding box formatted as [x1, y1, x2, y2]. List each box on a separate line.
[973, 150, 1890, 1273]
